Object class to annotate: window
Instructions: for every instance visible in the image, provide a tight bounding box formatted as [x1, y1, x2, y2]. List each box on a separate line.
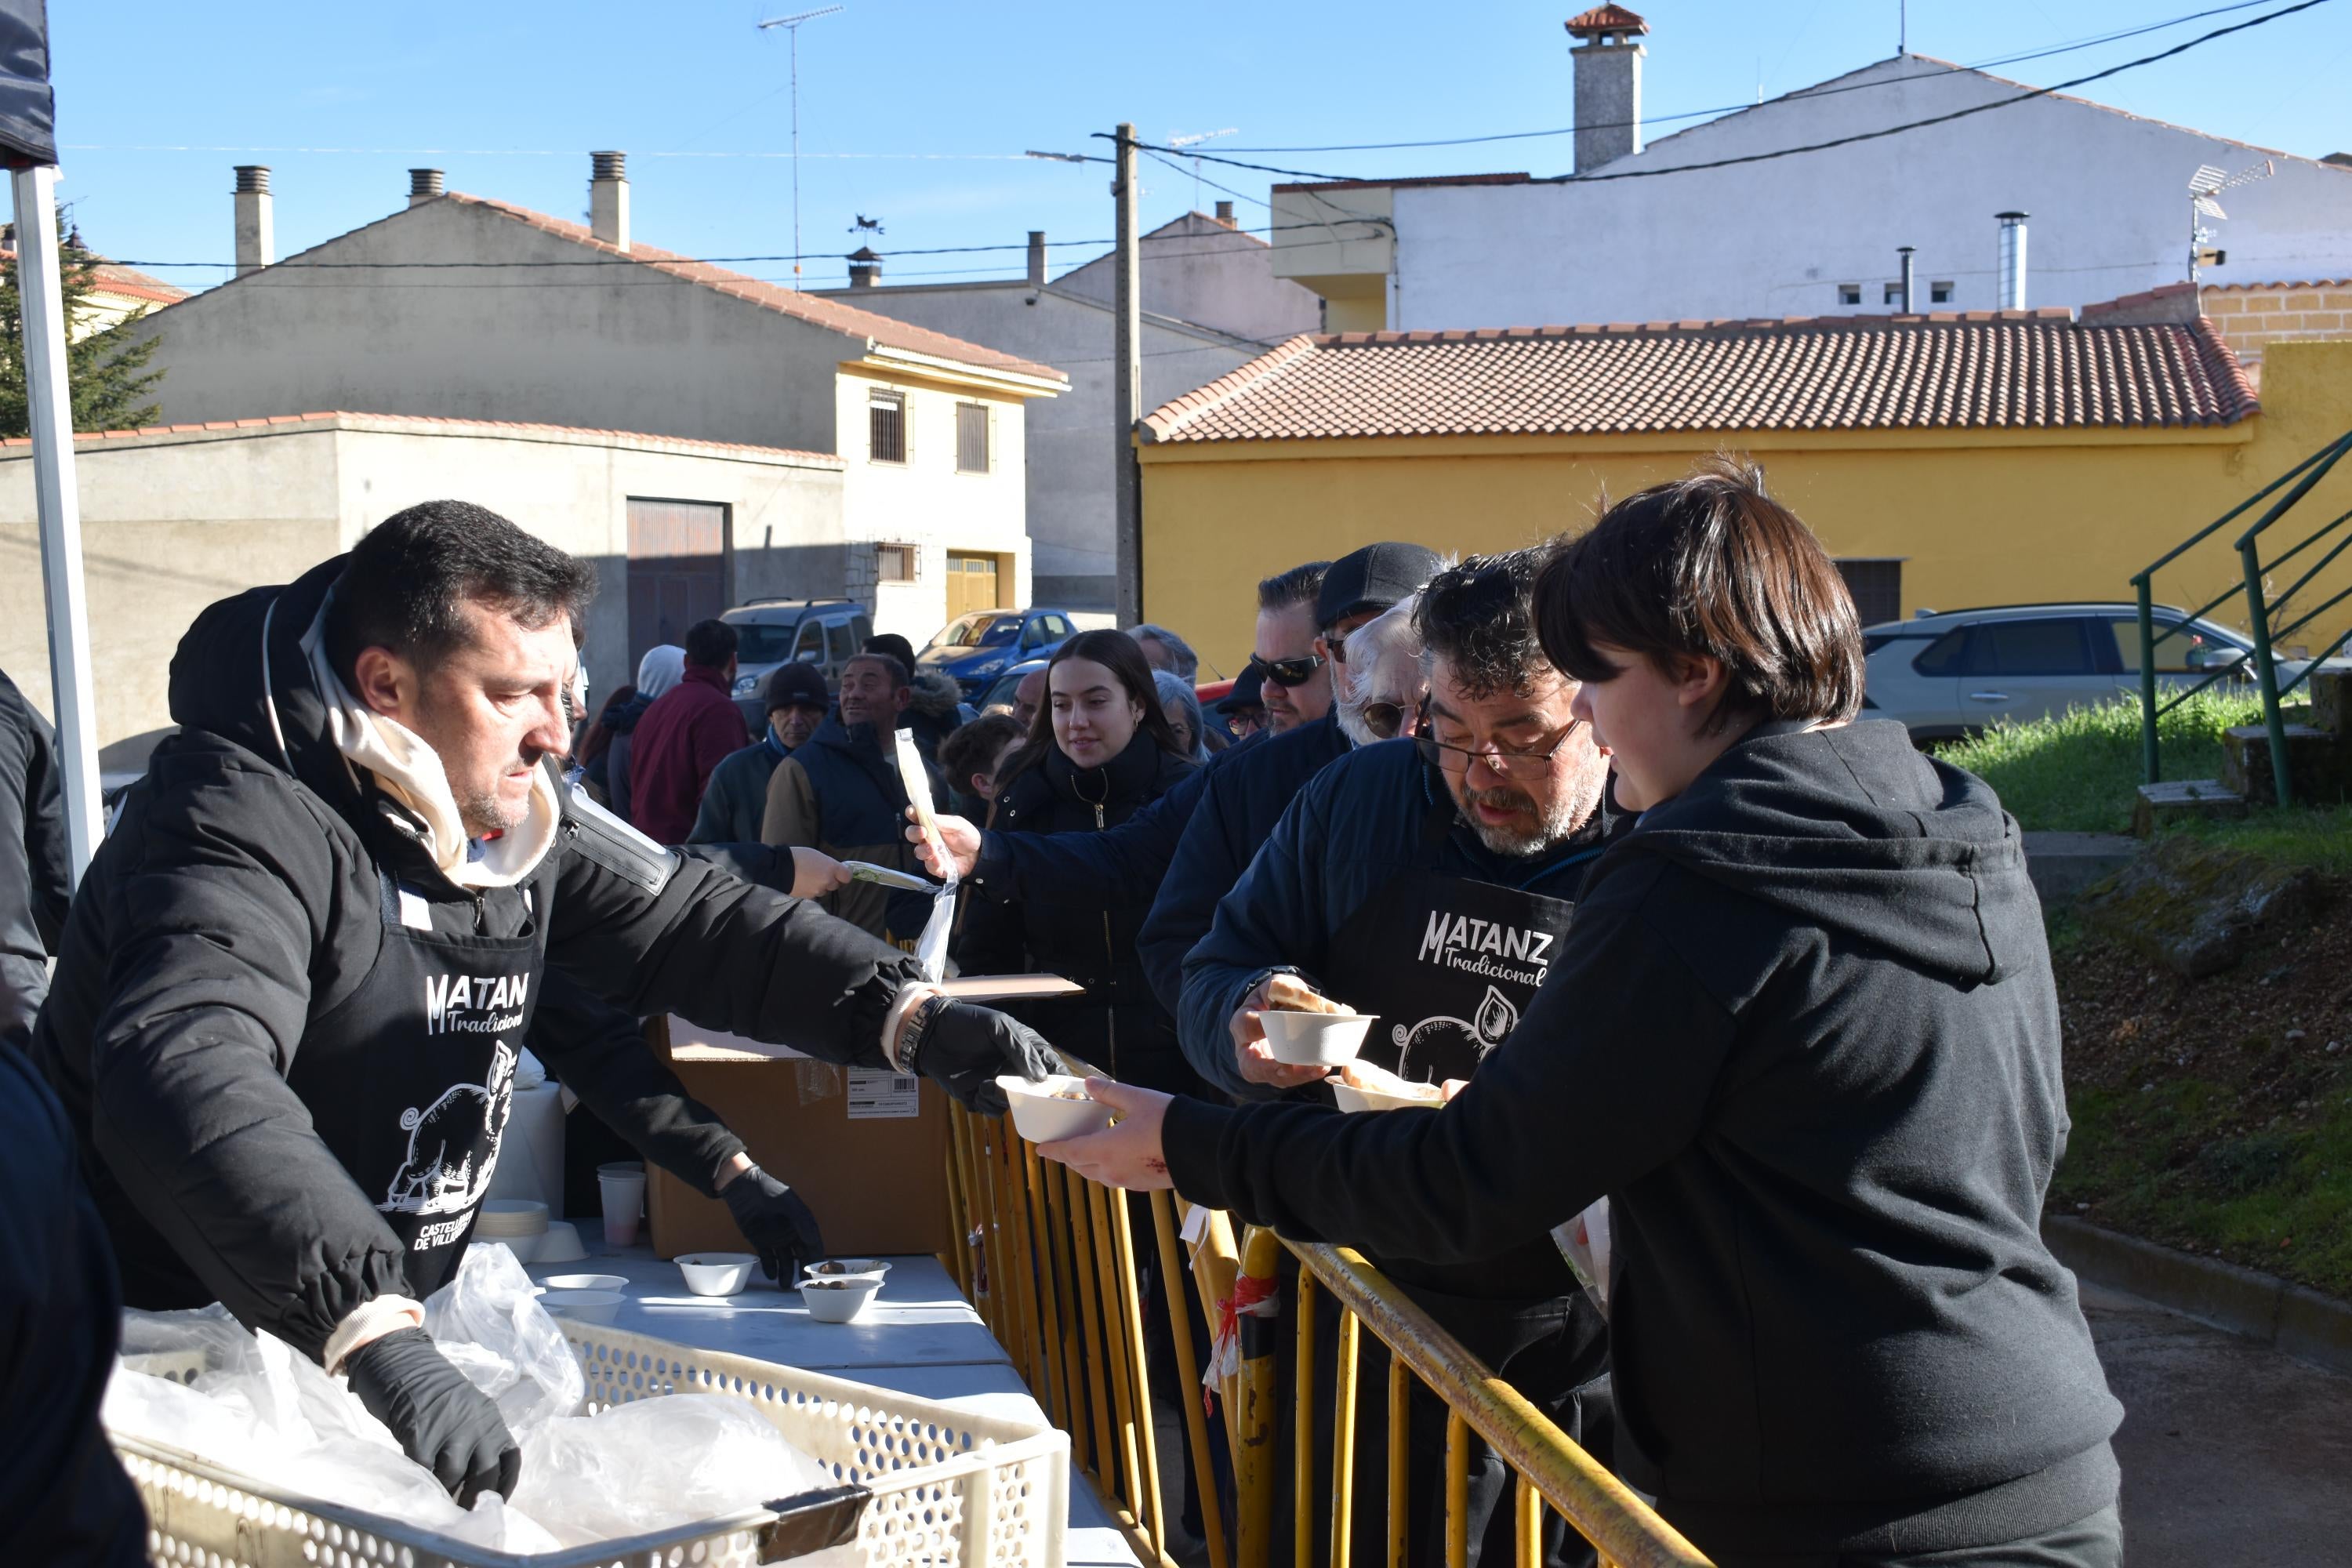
[2109, 618, 2245, 675]
[956, 402, 990, 474]
[826, 618, 859, 663]
[1883, 282, 1904, 306]
[1965, 619, 2095, 677]
[1930, 281, 1954, 305]
[791, 620, 826, 663]
[869, 391, 906, 464]
[1040, 614, 1073, 640]
[1838, 283, 1862, 306]
[876, 543, 916, 583]
[1913, 630, 1970, 677]
[1834, 560, 1904, 627]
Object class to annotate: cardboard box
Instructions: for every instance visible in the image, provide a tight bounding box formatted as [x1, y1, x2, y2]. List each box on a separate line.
[645, 1017, 953, 1260]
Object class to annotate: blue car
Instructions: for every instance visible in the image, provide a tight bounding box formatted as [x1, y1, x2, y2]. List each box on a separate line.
[916, 608, 1080, 695]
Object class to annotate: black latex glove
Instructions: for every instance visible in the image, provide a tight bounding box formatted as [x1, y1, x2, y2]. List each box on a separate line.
[721, 1160, 826, 1281]
[916, 1000, 1058, 1114]
[345, 1327, 521, 1506]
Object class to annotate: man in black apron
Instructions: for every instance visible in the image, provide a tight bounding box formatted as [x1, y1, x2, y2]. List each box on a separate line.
[33, 502, 1055, 1508]
[1176, 549, 1616, 1565]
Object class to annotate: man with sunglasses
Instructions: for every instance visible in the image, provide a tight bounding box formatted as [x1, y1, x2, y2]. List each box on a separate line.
[1134, 542, 1444, 1019]
[1173, 546, 1615, 1566]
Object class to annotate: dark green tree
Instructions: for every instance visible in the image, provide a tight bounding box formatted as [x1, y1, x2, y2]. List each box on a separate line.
[0, 216, 165, 437]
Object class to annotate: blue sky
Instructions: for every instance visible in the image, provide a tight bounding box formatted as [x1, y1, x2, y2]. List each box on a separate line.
[48, 1, 2352, 296]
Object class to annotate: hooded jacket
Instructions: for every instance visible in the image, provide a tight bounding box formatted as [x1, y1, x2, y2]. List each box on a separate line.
[903, 670, 974, 769]
[590, 689, 654, 819]
[30, 557, 922, 1363]
[1137, 710, 1352, 1014]
[0, 666, 67, 1052]
[760, 711, 943, 943]
[956, 731, 1197, 1088]
[688, 725, 795, 847]
[1163, 720, 2122, 1559]
[626, 662, 751, 843]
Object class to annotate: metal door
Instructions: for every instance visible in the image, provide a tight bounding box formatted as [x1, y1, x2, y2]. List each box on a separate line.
[946, 552, 1000, 620]
[626, 499, 730, 674]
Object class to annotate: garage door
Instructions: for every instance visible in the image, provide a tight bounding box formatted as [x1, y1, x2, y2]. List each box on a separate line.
[946, 552, 1001, 620]
[627, 499, 729, 673]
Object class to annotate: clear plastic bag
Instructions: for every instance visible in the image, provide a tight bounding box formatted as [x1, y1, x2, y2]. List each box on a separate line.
[1550, 1197, 1613, 1316]
[106, 1243, 833, 1554]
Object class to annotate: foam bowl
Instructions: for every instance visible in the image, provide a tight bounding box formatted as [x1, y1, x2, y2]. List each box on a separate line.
[803, 1258, 894, 1285]
[676, 1253, 759, 1298]
[540, 1272, 627, 1293]
[997, 1074, 1113, 1145]
[539, 1289, 626, 1325]
[801, 1276, 884, 1323]
[1257, 1011, 1377, 1067]
[1330, 1078, 1445, 1115]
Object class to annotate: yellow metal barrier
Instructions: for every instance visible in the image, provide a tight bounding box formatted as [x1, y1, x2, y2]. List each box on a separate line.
[944, 1103, 1712, 1568]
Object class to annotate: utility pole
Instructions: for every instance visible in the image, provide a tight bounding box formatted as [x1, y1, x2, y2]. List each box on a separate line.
[757, 6, 844, 289]
[1111, 121, 1144, 629]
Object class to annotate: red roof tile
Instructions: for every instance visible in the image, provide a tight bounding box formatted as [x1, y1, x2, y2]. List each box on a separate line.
[0, 409, 846, 463]
[1141, 314, 2258, 444]
[448, 195, 1064, 385]
[1566, 5, 1650, 37]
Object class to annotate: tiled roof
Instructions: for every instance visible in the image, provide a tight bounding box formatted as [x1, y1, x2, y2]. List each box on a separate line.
[1141, 312, 2258, 444]
[0, 249, 189, 306]
[447, 194, 1065, 386]
[2204, 277, 2352, 292]
[0, 409, 844, 464]
[1565, 5, 1649, 36]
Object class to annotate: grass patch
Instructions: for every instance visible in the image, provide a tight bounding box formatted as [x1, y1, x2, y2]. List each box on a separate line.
[1940, 690, 2265, 833]
[2190, 806, 2352, 876]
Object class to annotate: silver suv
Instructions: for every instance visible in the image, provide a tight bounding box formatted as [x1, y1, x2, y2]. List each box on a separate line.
[720, 598, 871, 733]
[1860, 602, 2269, 742]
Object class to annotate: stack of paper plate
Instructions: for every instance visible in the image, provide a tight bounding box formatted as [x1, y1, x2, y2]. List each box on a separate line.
[473, 1199, 548, 1262]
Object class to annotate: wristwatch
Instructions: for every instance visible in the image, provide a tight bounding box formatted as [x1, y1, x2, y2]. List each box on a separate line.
[892, 993, 950, 1075]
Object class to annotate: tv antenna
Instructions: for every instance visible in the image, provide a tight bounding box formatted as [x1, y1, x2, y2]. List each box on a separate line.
[757, 5, 846, 289]
[2187, 158, 2273, 288]
[1167, 128, 1238, 212]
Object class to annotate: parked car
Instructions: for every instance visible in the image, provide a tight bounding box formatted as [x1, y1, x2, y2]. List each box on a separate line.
[973, 657, 1050, 717]
[720, 597, 871, 733]
[916, 608, 1080, 695]
[1861, 601, 2350, 742]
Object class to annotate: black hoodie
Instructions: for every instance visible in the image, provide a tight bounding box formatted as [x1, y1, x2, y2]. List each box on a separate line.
[31, 557, 924, 1362]
[1163, 720, 2122, 1559]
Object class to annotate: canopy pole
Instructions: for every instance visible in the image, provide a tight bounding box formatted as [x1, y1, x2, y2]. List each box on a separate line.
[13, 163, 101, 882]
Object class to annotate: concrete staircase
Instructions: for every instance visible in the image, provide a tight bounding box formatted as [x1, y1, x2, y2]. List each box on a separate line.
[2137, 670, 2352, 830]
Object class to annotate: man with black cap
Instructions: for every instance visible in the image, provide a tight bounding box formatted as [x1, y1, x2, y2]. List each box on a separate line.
[1210, 664, 1265, 745]
[1134, 540, 1445, 1019]
[691, 662, 829, 845]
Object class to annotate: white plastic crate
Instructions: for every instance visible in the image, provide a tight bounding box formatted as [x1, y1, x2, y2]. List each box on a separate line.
[118, 1318, 1070, 1568]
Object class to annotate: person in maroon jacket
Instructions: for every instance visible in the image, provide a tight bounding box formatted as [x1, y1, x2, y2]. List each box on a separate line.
[628, 619, 752, 842]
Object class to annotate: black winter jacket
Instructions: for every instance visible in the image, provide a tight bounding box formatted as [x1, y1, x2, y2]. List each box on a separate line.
[1164, 721, 2122, 1559]
[1137, 711, 1352, 1014]
[31, 556, 924, 1363]
[956, 733, 1197, 1090]
[0, 667, 68, 1052]
[593, 691, 655, 822]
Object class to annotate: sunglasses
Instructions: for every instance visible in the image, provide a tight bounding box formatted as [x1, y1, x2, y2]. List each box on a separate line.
[1359, 701, 1410, 740]
[1248, 652, 1327, 688]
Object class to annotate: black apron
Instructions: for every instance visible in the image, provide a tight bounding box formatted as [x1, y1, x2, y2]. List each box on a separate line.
[1282, 781, 1611, 1566]
[288, 866, 550, 1298]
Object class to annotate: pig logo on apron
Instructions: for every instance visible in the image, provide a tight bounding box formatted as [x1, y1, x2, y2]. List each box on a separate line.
[381, 1041, 517, 1217]
[1388, 985, 1520, 1083]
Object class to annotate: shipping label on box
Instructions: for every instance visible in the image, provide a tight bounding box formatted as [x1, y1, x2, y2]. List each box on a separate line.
[847, 1070, 921, 1120]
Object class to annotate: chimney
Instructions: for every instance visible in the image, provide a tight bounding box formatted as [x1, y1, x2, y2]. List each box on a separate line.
[1214, 200, 1235, 227]
[848, 245, 882, 289]
[408, 168, 445, 207]
[232, 165, 274, 278]
[1566, 6, 1649, 174]
[590, 151, 630, 252]
[1996, 212, 2030, 310]
[1026, 230, 1047, 287]
[1897, 245, 1915, 314]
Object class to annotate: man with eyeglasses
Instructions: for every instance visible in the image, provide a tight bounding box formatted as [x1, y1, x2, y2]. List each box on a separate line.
[1174, 546, 1614, 1566]
[1134, 542, 1445, 1018]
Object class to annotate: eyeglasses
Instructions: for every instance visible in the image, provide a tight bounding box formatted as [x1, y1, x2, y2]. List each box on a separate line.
[1359, 701, 1410, 740]
[1249, 652, 1327, 688]
[1415, 717, 1584, 780]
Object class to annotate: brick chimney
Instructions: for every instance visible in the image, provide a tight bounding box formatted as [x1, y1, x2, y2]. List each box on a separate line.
[1214, 200, 1236, 227]
[1026, 231, 1047, 287]
[232, 165, 274, 278]
[590, 151, 630, 252]
[1566, 5, 1649, 174]
[408, 168, 445, 207]
[848, 246, 882, 289]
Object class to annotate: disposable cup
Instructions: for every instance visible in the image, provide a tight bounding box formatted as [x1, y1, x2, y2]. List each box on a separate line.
[599, 1168, 647, 1247]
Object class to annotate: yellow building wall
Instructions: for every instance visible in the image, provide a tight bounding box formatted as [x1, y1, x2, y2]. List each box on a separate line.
[1139, 340, 2352, 679]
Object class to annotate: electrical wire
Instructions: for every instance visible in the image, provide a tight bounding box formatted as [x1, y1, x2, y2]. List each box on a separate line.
[1211, 0, 2286, 154]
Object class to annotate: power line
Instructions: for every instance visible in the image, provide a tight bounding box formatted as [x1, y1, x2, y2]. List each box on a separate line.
[58, 143, 1048, 161]
[1212, 0, 2283, 155]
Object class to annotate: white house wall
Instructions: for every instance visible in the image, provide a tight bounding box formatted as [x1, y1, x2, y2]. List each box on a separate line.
[1386, 59, 2352, 329]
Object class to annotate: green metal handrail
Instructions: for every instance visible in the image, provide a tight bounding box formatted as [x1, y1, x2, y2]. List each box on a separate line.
[2132, 428, 2352, 803]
